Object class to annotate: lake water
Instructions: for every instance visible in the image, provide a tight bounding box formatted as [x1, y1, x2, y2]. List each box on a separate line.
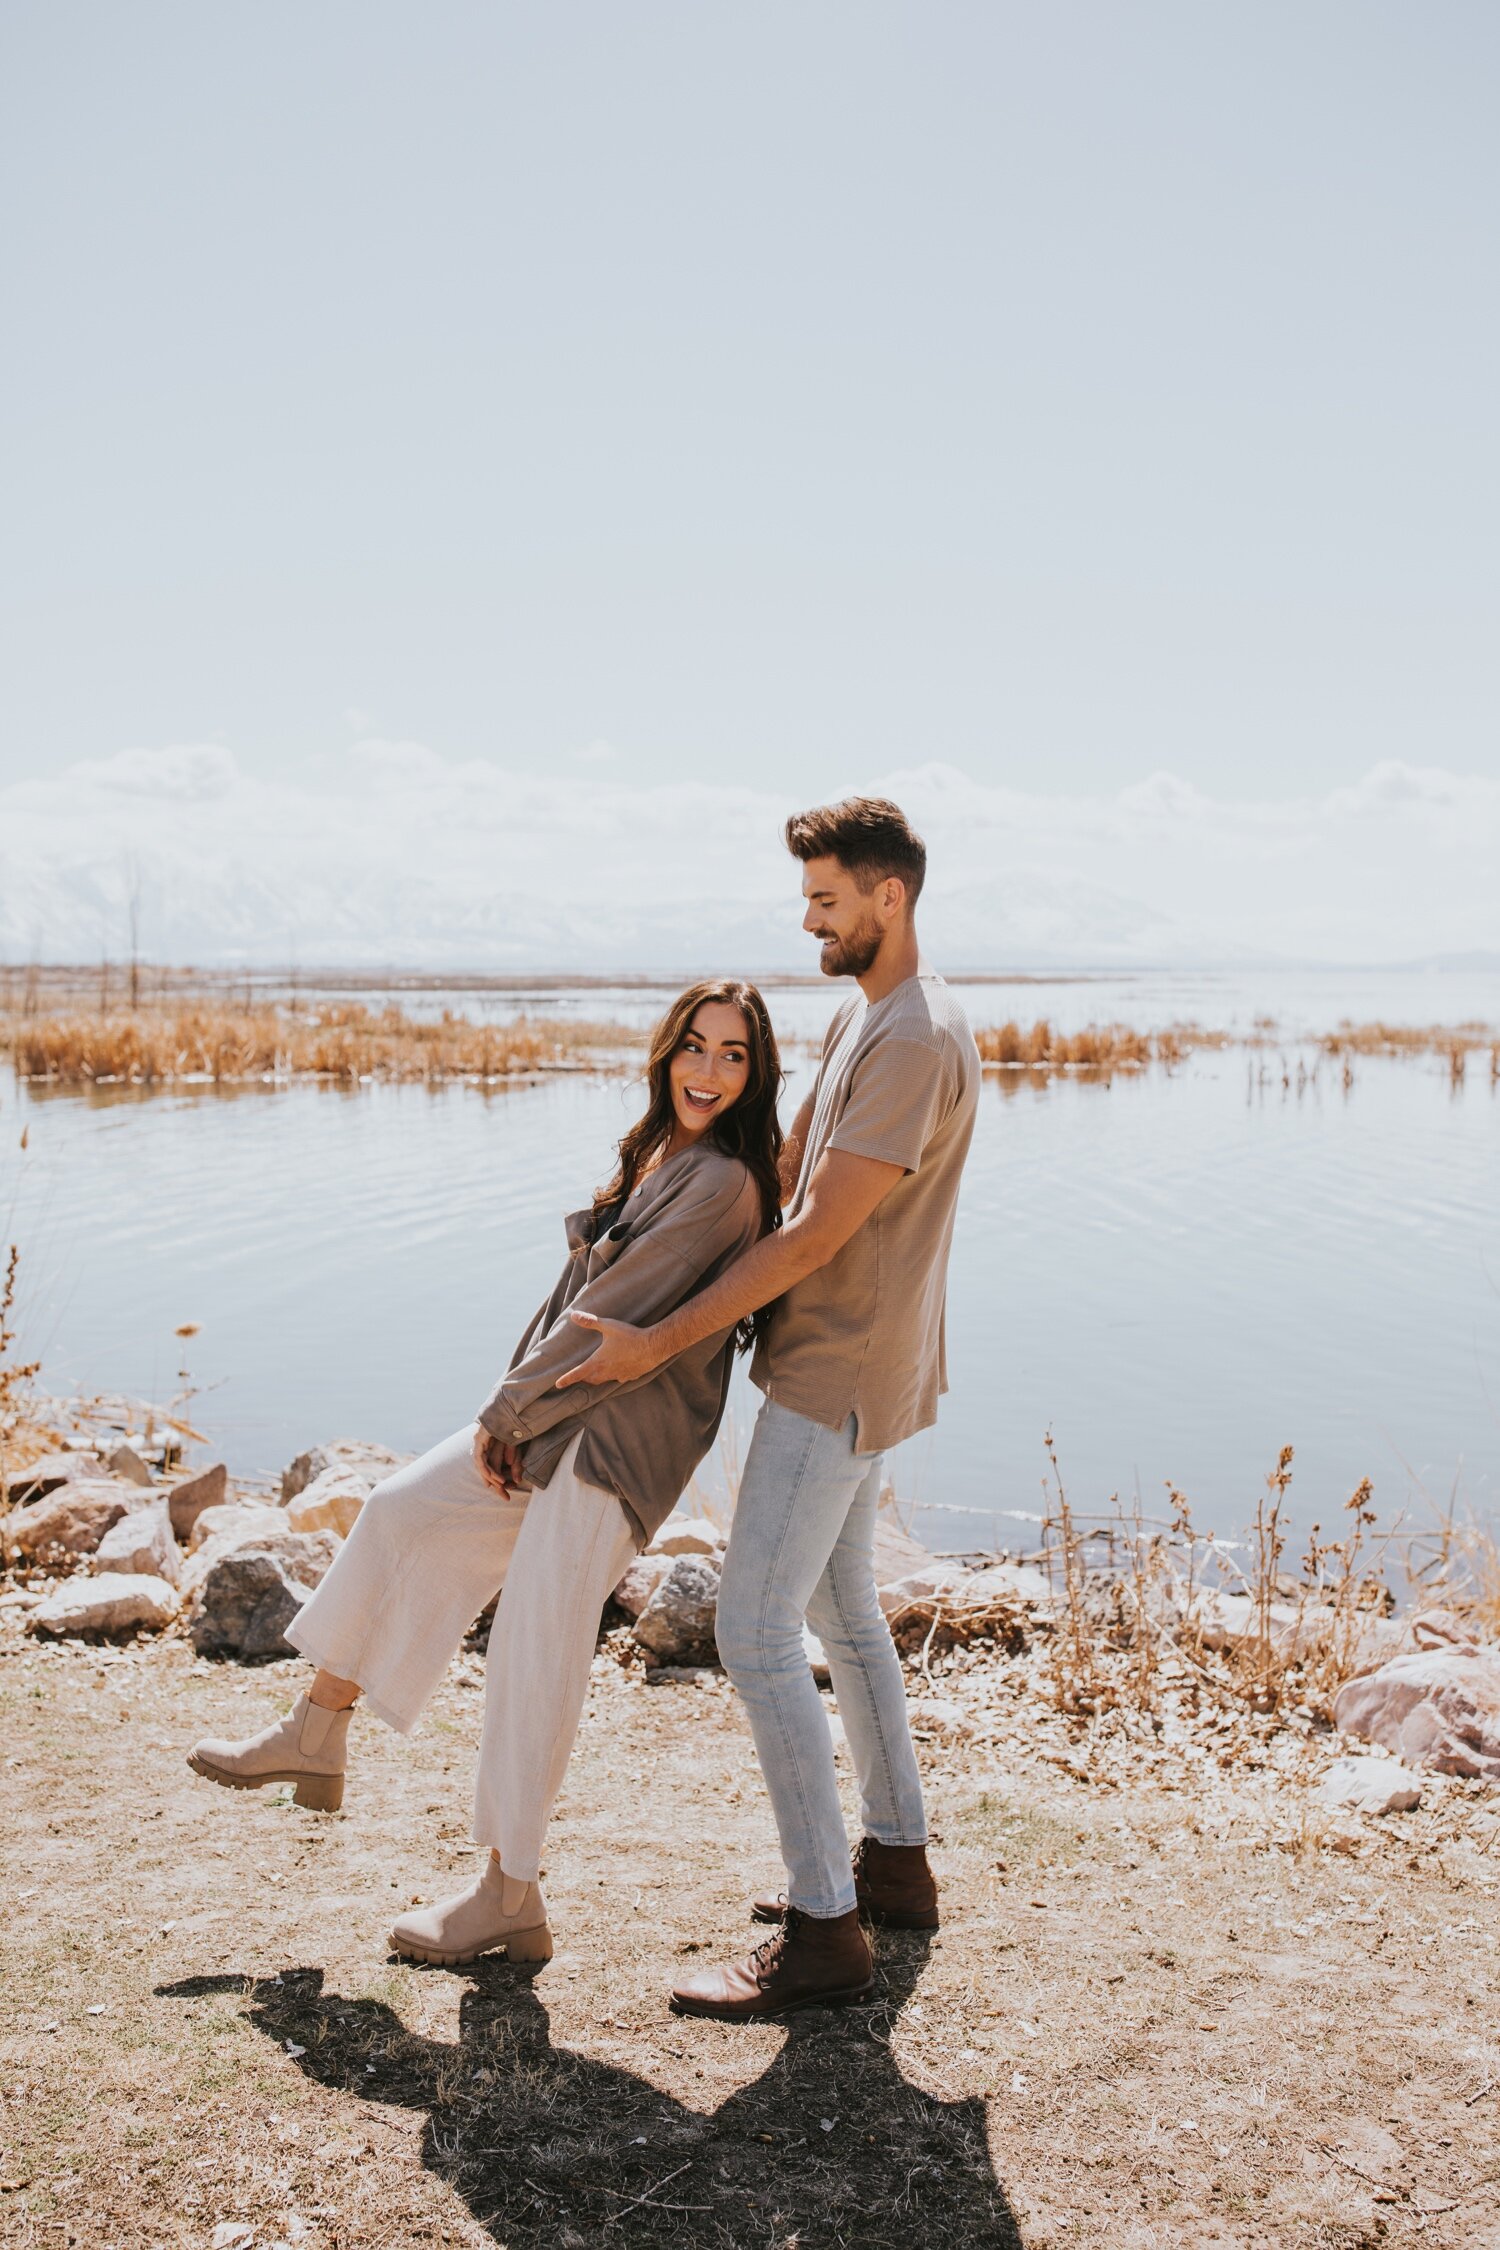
[5, 969, 1498, 1554]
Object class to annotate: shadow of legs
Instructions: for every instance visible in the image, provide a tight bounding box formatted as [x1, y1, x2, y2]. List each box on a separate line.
[158, 1938, 1019, 2247]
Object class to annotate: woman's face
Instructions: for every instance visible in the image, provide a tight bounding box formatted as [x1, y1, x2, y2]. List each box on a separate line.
[667, 1003, 752, 1140]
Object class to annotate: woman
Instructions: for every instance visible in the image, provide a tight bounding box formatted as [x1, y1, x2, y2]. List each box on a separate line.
[187, 979, 782, 1968]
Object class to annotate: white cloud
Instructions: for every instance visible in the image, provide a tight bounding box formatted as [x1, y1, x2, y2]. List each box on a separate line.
[0, 744, 1495, 968]
[67, 743, 239, 802]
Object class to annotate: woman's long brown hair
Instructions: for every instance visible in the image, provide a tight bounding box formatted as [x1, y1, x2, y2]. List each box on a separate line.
[593, 979, 784, 1354]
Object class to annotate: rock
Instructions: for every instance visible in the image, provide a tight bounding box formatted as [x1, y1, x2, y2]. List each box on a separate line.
[911, 1696, 977, 1741]
[3, 1450, 92, 1505]
[30, 1572, 181, 1639]
[3, 1480, 136, 1561]
[281, 1440, 406, 1504]
[186, 1500, 283, 1557]
[878, 1564, 971, 1616]
[1183, 1588, 1407, 1670]
[633, 1554, 721, 1666]
[963, 1562, 1054, 1608]
[189, 1550, 317, 1660]
[167, 1462, 229, 1541]
[183, 1517, 338, 1598]
[872, 1510, 942, 1586]
[1333, 1644, 1500, 1783]
[91, 1499, 181, 1586]
[106, 1442, 154, 1488]
[1314, 1753, 1423, 1817]
[284, 1466, 370, 1538]
[804, 1625, 831, 1686]
[612, 1552, 674, 1620]
[649, 1515, 722, 1558]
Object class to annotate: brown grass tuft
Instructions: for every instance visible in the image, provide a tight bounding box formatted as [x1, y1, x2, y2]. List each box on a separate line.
[2, 1002, 642, 1086]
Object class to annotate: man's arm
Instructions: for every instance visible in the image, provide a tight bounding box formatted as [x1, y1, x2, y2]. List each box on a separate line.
[778, 1089, 816, 1206]
[555, 1145, 904, 1392]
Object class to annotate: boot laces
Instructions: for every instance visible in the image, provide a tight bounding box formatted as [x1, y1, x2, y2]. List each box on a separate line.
[748, 1908, 804, 1984]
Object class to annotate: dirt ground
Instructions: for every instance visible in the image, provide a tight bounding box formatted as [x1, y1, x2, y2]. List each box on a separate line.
[2, 1610, 1498, 2250]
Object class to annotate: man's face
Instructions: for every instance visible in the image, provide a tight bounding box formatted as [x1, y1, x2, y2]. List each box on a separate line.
[800, 855, 887, 979]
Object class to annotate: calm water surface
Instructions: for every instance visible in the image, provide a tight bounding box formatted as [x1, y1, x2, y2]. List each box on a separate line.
[6, 973, 1498, 1551]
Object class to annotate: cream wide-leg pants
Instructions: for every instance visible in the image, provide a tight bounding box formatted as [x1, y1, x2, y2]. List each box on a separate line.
[284, 1423, 637, 1881]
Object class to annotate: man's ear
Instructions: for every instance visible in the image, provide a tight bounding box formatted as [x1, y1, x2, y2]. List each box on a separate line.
[880, 875, 907, 922]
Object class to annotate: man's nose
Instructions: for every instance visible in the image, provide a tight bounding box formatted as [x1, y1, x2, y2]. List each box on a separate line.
[802, 905, 820, 933]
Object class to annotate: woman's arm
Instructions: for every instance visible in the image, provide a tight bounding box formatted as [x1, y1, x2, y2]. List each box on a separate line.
[475, 1170, 758, 1450]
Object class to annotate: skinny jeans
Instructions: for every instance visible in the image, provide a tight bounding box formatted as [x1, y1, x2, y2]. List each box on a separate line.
[285, 1424, 635, 1881]
[714, 1398, 928, 1917]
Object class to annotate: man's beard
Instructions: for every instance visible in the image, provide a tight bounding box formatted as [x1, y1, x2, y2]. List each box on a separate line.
[817, 912, 884, 979]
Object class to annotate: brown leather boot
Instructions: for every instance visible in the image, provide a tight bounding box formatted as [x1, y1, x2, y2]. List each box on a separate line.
[670, 1906, 874, 2022]
[751, 1836, 940, 1931]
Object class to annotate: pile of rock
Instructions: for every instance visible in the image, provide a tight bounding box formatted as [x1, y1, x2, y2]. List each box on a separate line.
[4, 1439, 408, 1659]
[5, 1441, 1056, 1675]
[612, 1516, 726, 1667]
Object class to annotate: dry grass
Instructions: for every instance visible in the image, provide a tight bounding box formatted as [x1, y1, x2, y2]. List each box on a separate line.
[975, 1015, 1500, 1081]
[1025, 1438, 1495, 1735]
[1319, 1021, 1500, 1086]
[1, 1003, 641, 1087]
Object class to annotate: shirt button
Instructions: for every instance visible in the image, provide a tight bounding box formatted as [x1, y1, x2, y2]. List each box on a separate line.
[511, 1429, 523, 1440]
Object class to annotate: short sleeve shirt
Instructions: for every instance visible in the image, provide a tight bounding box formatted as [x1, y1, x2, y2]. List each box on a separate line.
[750, 972, 980, 1452]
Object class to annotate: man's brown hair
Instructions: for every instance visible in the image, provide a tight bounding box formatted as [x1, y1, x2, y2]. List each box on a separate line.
[784, 795, 926, 909]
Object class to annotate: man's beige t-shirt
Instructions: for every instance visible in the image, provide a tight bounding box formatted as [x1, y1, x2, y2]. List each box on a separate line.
[750, 971, 980, 1453]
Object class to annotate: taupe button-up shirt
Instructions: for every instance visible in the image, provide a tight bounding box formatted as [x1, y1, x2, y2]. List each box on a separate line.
[477, 1144, 763, 1546]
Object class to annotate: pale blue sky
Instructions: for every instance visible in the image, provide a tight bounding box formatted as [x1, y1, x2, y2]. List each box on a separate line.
[2, 0, 1497, 807]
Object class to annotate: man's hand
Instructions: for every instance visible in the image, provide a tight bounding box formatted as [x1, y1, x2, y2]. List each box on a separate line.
[472, 1425, 525, 1499]
[555, 1310, 665, 1390]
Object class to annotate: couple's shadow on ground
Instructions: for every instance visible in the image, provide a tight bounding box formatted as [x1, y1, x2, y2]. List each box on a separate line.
[162, 1934, 1018, 2247]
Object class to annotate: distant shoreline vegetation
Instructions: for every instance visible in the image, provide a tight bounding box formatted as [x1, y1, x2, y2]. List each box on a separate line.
[2, 987, 1497, 1090]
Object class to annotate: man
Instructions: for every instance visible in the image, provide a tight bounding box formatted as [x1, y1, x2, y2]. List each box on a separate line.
[560, 795, 980, 2020]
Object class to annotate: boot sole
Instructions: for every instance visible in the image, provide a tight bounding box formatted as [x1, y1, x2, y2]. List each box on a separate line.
[670, 1977, 875, 2022]
[389, 1923, 554, 1968]
[750, 1900, 940, 1932]
[186, 1752, 344, 1813]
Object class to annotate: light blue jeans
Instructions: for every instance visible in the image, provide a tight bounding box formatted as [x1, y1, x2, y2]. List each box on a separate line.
[715, 1398, 929, 1917]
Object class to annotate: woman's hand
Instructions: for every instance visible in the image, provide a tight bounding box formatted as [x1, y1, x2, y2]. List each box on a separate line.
[472, 1425, 524, 1499]
[556, 1310, 663, 1389]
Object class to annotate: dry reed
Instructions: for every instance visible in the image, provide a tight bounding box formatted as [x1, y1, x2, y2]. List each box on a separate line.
[2, 1002, 642, 1086]
[1030, 1440, 1481, 1731]
[0, 1244, 41, 1445]
[975, 1016, 1500, 1078]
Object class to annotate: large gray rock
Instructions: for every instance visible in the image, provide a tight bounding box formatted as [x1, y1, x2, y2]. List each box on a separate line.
[281, 1439, 406, 1503]
[4, 1480, 136, 1561]
[92, 1499, 181, 1586]
[189, 1550, 318, 1660]
[633, 1554, 721, 1665]
[31, 1572, 181, 1638]
[167, 1461, 229, 1541]
[1334, 1642, 1500, 1783]
[183, 1516, 338, 1598]
[612, 1552, 673, 1620]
